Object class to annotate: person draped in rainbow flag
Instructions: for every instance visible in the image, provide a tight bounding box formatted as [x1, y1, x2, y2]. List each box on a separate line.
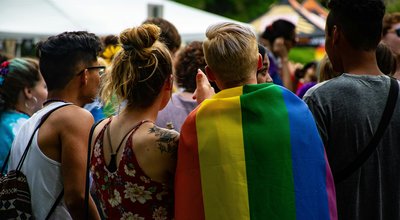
[175, 22, 337, 220]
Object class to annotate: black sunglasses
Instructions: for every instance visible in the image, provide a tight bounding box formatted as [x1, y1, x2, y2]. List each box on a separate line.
[77, 66, 106, 75]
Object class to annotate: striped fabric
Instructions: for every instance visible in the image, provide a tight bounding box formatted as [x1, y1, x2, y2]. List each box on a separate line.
[175, 83, 337, 220]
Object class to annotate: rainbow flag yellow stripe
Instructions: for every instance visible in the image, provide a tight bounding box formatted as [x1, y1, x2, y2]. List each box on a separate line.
[175, 83, 337, 220]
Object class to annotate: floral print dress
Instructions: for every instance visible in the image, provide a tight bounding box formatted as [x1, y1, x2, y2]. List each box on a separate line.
[91, 120, 174, 220]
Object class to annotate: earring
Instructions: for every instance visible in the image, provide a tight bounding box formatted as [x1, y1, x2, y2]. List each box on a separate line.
[24, 96, 38, 110]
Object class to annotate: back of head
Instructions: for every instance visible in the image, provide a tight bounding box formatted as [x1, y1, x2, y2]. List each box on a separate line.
[175, 41, 205, 93]
[203, 22, 258, 88]
[0, 58, 41, 112]
[376, 42, 397, 75]
[36, 31, 102, 91]
[326, 0, 385, 51]
[382, 12, 400, 36]
[261, 19, 296, 45]
[296, 61, 318, 81]
[143, 18, 182, 54]
[101, 24, 172, 108]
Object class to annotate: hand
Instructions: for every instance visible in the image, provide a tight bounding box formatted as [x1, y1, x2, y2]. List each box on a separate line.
[272, 37, 288, 59]
[192, 69, 215, 104]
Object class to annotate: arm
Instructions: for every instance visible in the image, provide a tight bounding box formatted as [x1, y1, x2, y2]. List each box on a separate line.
[59, 106, 100, 220]
[273, 37, 294, 92]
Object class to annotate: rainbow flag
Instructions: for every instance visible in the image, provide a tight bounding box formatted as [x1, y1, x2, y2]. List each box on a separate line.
[175, 83, 337, 220]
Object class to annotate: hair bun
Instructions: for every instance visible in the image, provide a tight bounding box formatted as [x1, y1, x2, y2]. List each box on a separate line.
[120, 24, 161, 52]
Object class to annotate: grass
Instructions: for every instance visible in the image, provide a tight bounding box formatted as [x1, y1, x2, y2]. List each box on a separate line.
[288, 47, 317, 65]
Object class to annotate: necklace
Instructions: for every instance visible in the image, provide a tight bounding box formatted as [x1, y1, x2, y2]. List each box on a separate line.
[43, 99, 67, 106]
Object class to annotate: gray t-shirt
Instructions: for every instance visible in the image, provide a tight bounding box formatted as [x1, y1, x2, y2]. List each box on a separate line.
[304, 74, 400, 220]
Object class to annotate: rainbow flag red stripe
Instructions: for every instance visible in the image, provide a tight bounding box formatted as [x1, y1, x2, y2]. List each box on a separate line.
[175, 83, 337, 220]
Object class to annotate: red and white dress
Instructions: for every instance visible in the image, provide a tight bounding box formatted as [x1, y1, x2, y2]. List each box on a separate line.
[91, 119, 173, 220]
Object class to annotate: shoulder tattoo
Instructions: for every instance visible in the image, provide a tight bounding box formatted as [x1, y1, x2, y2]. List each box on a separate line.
[148, 126, 178, 156]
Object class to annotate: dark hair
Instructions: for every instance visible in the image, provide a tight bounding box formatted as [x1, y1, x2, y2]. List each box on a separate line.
[100, 34, 121, 64]
[326, 0, 385, 51]
[0, 58, 41, 112]
[261, 19, 296, 45]
[143, 18, 181, 54]
[376, 42, 397, 75]
[36, 31, 102, 91]
[258, 43, 267, 61]
[175, 41, 205, 93]
[101, 24, 172, 109]
[257, 44, 269, 76]
[102, 35, 119, 46]
[295, 61, 318, 79]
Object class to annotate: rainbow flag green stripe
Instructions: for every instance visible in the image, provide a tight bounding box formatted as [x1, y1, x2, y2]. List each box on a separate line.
[175, 83, 337, 220]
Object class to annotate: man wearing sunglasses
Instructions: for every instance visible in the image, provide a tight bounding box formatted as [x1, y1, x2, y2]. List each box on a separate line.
[8, 31, 102, 219]
[382, 12, 400, 79]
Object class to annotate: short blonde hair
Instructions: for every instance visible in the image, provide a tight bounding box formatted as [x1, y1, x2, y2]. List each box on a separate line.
[203, 22, 258, 88]
[100, 24, 172, 108]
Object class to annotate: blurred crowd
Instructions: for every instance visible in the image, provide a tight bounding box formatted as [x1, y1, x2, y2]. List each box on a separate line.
[0, 0, 400, 219]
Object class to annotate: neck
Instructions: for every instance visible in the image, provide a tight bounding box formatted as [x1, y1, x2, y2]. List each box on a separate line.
[218, 75, 258, 90]
[394, 62, 400, 80]
[15, 101, 33, 116]
[115, 106, 158, 125]
[47, 91, 85, 107]
[14, 107, 30, 117]
[340, 46, 383, 76]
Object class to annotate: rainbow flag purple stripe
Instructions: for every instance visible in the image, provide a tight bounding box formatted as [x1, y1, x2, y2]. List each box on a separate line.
[175, 83, 337, 219]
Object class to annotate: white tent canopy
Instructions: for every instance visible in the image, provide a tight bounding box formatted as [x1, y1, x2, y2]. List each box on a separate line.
[0, 0, 246, 42]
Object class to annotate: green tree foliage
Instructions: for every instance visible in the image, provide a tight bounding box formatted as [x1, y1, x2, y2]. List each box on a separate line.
[173, 0, 399, 22]
[174, 0, 275, 22]
[385, 0, 400, 13]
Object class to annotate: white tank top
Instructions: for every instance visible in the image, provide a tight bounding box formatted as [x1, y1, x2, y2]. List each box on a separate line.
[8, 102, 72, 219]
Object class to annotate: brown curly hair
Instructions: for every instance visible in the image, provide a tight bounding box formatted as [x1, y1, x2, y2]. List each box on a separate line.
[174, 41, 205, 93]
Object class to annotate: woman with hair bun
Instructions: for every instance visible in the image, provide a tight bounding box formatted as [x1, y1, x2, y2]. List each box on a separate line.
[90, 24, 178, 219]
[0, 58, 47, 168]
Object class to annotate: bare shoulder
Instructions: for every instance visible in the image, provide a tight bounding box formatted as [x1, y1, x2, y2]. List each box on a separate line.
[54, 105, 93, 125]
[48, 105, 94, 136]
[146, 125, 179, 156]
[92, 117, 111, 138]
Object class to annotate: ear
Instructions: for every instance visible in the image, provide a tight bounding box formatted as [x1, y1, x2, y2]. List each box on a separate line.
[205, 66, 216, 82]
[23, 87, 33, 99]
[80, 69, 89, 87]
[332, 25, 341, 45]
[165, 75, 173, 90]
[257, 53, 263, 70]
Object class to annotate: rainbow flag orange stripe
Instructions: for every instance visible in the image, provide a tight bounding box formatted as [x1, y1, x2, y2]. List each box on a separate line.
[175, 83, 337, 220]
